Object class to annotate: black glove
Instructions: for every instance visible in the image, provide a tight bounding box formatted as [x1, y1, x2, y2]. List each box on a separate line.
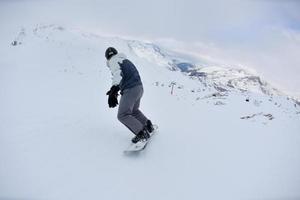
[106, 85, 120, 108]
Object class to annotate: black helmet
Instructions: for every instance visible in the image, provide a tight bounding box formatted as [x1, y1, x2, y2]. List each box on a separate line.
[105, 47, 118, 60]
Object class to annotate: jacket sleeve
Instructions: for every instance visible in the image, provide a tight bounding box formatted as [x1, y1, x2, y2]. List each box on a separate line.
[107, 60, 122, 86]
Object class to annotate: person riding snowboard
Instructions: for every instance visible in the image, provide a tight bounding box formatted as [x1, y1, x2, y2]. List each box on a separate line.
[105, 47, 154, 143]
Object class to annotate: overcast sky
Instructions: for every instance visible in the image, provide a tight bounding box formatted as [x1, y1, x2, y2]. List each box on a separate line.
[1, 0, 300, 96]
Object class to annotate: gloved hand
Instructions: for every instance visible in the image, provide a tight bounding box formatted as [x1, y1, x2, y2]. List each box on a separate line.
[106, 85, 120, 108]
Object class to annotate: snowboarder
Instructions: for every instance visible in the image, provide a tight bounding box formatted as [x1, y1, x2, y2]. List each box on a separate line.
[105, 47, 154, 143]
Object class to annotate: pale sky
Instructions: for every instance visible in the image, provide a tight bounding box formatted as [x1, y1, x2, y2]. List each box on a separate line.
[1, 0, 300, 96]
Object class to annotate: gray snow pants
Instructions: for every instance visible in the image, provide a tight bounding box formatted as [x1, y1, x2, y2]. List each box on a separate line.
[117, 85, 149, 135]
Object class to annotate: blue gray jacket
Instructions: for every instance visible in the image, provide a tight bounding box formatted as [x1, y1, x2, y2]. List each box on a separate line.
[106, 53, 142, 92]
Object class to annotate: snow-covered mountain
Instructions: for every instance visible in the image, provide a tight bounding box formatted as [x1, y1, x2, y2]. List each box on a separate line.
[128, 39, 285, 97]
[1, 24, 300, 200]
[11, 24, 299, 100]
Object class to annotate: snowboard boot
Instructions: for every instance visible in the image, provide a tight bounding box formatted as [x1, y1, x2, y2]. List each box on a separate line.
[131, 128, 150, 144]
[145, 120, 154, 133]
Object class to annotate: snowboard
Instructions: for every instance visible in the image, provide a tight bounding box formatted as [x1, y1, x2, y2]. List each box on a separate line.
[124, 125, 158, 153]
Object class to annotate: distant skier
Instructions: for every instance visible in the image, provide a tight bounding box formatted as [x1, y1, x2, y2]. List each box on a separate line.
[105, 47, 154, 143]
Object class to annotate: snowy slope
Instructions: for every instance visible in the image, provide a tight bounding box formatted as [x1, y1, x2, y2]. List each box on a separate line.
[0, 24, 300, 200]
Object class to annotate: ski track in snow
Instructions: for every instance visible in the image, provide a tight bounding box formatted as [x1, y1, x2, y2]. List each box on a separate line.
[0, 24, 300, 200]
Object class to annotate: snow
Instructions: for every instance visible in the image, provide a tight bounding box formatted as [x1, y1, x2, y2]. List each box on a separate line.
[0, 24, 300, 200]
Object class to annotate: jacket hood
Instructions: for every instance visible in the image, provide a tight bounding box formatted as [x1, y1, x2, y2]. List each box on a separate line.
[107, 53, 127, 69]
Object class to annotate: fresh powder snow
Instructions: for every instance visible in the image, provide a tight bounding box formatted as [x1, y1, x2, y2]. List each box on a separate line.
[0, 24, 300, 200]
